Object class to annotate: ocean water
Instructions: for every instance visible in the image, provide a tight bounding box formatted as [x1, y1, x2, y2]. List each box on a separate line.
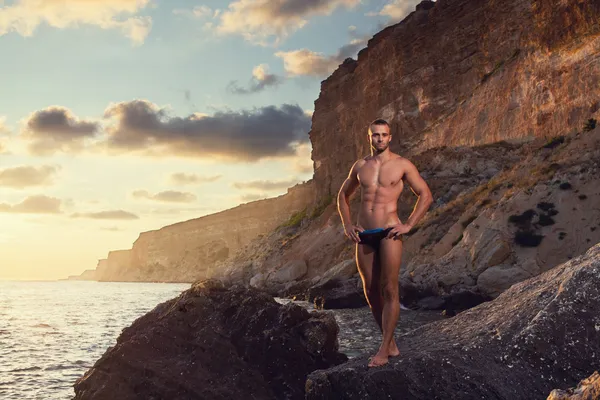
[0, 281, 190, 400]
[0, 280, 444, 399]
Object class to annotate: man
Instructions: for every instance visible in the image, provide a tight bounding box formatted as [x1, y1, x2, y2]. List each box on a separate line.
[337, 118, 433, 367]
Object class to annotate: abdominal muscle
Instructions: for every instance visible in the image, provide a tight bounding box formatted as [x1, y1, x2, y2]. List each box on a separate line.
[357, 194, 401, 230]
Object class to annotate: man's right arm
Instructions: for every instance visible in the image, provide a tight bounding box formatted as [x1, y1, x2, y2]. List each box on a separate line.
[337, 160, 363, 243]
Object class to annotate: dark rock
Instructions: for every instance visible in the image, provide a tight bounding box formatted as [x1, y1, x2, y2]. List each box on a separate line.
[416, 291, 492, 312]
[73, 280, 347, 400]
[308, 276, 368, 309]
[306, 243, 600, 400]
[416, 295, 445, 310]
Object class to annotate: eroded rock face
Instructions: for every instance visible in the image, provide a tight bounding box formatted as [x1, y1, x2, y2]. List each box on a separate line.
[73, 182, 314, 283]
[403, 127, 600, 298]
[306, 243, 600, 400]
[73, 280, 346, 400]
[311, 0, 600, 200]
[547, 371, 600, 400]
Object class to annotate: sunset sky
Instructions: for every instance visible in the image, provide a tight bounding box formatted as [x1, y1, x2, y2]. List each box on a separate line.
[0, 0, 420, 280]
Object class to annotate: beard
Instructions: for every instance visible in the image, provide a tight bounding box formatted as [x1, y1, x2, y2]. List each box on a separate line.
[372, 142, 389, 153]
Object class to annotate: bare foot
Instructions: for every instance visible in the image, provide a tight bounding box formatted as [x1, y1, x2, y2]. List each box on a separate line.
[368, 351, 389, 367]
[389, 341, 400, 357]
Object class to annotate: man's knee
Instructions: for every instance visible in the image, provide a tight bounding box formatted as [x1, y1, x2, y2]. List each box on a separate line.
[381, 281, 399, 301]
[365, 287, 380, 303]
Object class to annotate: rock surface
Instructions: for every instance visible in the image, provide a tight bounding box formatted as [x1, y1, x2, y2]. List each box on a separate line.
[311, 0, 600, 201]
[70, 182, 314, 283]
[305, 243, 600, 400]
[547, 371, 600, 400]
[73, 280, 346, 400]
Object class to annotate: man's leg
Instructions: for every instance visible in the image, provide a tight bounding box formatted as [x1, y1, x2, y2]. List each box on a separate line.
[368, 237, 402, 367]
[355, 243, 382, 326]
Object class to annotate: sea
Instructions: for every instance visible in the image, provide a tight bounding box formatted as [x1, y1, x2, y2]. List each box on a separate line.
[0, 280, 443, 399]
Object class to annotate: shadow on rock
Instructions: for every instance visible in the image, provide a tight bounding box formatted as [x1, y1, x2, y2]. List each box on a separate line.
[306, 243, 600, 400]
[73, 280, 347, 400]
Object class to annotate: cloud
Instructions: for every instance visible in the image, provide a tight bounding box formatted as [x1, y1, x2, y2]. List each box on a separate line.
[0, 116, 10, 135]
[101, 226, 124, 231]
[0, 195, 62, 214]
[173, 5, 216, 19]
[227, 64, 284, 94]
[367, 0, 422, 22]
[71, 210, 139, 220]
[240, 193, 269, 202]
[0, 117, 11, 154]
[232, 177, 302, 191]
[132, 189, 197, 203]
[101, 100, 311, 161]
[0, 0, 153, 45]
[20, 106, 101, 156]
[170, 173, 222, 185]
[214, 0, 360, 46]
[0, 165, 59, 189]
[275, 37, 367, 77]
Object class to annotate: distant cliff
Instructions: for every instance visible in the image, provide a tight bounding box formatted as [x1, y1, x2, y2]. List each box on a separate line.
[310, 0, 600, 199]
[71, 182, 315, 282]
[69, 0, 600, 289]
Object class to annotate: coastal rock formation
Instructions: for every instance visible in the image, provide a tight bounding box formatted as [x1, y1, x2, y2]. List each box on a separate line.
[73, 280, 346, 400]
[216, 126, 600, 307]
[403, 126, 600, 298]
[310, 0, 600, 200]
[305, 243, 600, 400]
[72, 182, 314, 282]
[547, 372, 600, 400]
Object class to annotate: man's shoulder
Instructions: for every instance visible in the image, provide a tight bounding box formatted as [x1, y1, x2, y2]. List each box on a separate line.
[354, 157, 369, 167]
[393, 154, 415, 166]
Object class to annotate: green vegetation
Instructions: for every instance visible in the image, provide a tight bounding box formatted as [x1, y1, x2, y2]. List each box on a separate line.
[280, 208, 307, 229]
[309, 194, 334, 219]
[515, 230, 544, 247]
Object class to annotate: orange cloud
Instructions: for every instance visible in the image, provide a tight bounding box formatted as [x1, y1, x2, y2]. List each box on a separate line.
[132, 190, 197, 203]
[0, 0, 153, 45]
[275, 37, 367, 77]
[0, 195, 62, 214]
[214, 0, 360, 46]
[71, 210, 139, 220]
[0, 165, 59, 189]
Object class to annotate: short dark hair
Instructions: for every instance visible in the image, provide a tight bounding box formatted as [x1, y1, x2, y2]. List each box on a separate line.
[370, 118, 390, 127]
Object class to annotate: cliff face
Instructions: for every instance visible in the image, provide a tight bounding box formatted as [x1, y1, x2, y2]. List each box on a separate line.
[91, 182, 315, 282]
[310, 0, 600, 199]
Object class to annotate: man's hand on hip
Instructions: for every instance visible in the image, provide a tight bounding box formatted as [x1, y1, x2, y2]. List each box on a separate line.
[344, 225, 364, 243]
[386, 223, 411, 240]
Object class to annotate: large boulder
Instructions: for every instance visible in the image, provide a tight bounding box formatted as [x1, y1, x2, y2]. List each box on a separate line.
[306, 243, 600, 399]
[547, 371, 600, 400]
[308, 276, 368, 309]
[73, 280, 347, 400]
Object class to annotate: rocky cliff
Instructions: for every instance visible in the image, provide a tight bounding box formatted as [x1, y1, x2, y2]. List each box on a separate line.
[78, 182, 315, 282]
[216, 124, 600, 305]
[305, 243, 600, 399]
[311, 0, 600, 199]
[73, 280, 346, 400]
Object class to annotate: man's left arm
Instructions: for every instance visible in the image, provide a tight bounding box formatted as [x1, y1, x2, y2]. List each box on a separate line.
[388, 160, 433, 238]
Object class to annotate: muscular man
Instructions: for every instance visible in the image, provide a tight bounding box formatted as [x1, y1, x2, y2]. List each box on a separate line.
[337, 118, 433, 367]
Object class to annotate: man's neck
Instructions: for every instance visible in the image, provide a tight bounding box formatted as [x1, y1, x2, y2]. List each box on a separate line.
[371, 149, 392, 161]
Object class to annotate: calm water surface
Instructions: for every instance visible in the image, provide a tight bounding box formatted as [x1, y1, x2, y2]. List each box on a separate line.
[0, 281, 443, 399]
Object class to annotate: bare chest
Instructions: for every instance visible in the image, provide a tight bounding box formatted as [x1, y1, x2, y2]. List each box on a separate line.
[358, 162, 404, 190]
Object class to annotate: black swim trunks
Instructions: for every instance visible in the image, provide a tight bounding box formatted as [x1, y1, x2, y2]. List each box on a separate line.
[358, 227, 394, 248]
